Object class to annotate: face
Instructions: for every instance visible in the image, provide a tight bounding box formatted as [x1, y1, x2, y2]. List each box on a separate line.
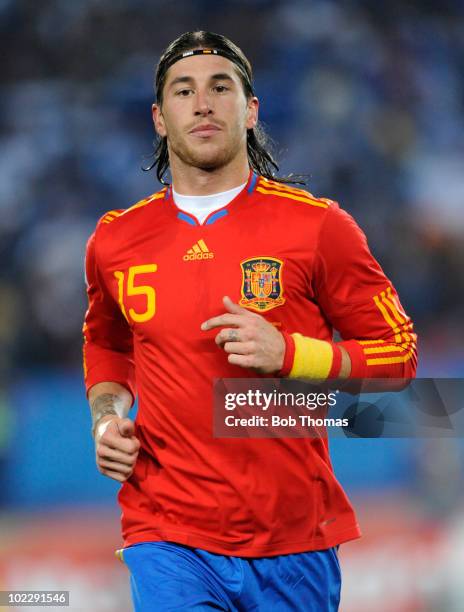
[152, 54, 259, 171]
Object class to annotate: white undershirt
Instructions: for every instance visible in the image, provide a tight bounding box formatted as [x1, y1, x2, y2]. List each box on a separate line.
[173, 182, 246, 225]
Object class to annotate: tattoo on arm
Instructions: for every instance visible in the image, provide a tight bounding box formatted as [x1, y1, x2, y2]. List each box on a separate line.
[90, 393, 119, 436]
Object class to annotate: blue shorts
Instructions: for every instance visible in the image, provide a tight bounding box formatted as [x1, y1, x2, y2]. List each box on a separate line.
[122, 541, 341, 611]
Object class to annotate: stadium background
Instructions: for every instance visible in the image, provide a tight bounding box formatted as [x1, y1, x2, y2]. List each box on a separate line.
[1, 0, 464, 610]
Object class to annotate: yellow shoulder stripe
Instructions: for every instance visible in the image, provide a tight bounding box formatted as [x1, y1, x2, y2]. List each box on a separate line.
[120, 190, 166, 216]
[259, 178, 310, 197]
[258, 179, 333, 208]
[101, 189, 166, 225]
[256, 186, 329, 208]
[101, 210, 123, 224]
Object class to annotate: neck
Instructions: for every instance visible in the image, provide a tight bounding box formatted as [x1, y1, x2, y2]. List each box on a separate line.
[169, 153, 250, 196]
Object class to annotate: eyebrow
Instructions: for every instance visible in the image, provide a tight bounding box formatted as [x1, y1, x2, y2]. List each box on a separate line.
[168, 73, 235, 89]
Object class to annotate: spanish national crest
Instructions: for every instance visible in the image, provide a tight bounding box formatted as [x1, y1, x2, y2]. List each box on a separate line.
[239, 257, 285, 313]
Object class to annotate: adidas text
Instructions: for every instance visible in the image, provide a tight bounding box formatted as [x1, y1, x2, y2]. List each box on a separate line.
[183, 252, 214, 261]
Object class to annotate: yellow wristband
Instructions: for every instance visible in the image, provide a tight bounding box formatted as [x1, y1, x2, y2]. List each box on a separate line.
[288, 333, 334, 380]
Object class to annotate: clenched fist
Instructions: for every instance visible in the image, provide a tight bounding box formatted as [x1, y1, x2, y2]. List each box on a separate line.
[94, 417, 140, 483]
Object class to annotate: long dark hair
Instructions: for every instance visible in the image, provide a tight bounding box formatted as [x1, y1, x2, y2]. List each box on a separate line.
[144, 31, 305, 185]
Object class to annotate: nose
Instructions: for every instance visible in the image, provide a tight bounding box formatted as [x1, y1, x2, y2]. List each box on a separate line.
[194, 91, 213, 116]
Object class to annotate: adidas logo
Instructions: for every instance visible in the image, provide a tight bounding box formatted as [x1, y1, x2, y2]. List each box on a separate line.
[183, 239, 214, 261]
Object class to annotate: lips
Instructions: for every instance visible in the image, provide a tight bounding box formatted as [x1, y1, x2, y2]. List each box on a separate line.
[189, 124, 221, 137]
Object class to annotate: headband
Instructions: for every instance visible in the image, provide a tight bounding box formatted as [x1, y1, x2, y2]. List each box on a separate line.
[163, 48, 254, 94]
[164, 48, 240, 71]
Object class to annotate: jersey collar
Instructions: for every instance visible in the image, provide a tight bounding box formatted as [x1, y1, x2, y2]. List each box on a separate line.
[164, 170, 259, 227]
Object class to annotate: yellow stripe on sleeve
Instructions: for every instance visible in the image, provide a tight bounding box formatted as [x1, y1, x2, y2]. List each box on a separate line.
[373, 294, 403, 343]
[386, 286, 409, 320]
[364, 288, 417, 367]
[382, 293, 405, 325]
[382, 291, 417, 348]
[366, 348, 415, 366]
[363, 344, 410, 355]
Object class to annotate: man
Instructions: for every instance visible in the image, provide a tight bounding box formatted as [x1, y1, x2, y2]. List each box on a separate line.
[83, 31, 417, 611]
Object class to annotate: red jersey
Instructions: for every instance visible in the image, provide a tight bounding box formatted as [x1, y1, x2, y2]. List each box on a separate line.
[83, 172, 417, 556]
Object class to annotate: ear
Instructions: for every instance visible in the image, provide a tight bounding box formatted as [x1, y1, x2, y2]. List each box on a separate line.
[152, 103, 167, 137]
[245, 96, 259, 130]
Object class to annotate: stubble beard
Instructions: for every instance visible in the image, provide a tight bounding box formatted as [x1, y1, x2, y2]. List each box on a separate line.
[168, 130, 245, 172]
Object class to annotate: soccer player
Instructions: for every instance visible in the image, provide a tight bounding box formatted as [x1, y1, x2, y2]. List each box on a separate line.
[83, 31, 417, 611]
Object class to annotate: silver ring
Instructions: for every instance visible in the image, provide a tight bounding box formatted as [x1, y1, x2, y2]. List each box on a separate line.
[228, 329, 239, 342]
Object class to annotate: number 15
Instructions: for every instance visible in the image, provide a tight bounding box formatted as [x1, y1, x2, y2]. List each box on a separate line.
[114, 264, 157, 323]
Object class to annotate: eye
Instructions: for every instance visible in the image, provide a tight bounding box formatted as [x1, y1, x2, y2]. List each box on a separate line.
[176, 88, 193, 97]
[213, 84, 229, 93]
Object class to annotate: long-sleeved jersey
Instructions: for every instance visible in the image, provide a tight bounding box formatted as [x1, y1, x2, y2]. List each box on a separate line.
[83, 172, 417, 556]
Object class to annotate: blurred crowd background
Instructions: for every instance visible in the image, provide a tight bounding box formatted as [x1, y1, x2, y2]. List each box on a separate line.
[1, 0, 464, 610]
[2, 0, 464, 378]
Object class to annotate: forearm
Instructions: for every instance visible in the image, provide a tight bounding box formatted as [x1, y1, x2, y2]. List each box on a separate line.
[88, 381, 133, 436]
[339, 346, 351, 378]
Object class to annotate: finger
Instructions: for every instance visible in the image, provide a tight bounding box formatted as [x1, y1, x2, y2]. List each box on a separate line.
[223, 341, 255, 355]
[104, 419, 136, 439]
[97, 445, 139, 465]
[117, 418, 135, 438]
[100, 469, 130, 483]
[222, 296, 247, 315]
[201, 313, 243, 331]
[98, 459, 134, 475]
[101, 433, 140, 455]
[228, 353, 255, 368]
[215, 328, 244, 346]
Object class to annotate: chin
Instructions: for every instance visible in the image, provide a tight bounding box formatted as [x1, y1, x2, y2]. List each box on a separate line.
[188, 148, 234, 171]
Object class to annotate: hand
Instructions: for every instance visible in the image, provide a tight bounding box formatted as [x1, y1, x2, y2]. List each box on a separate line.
[201, 296, 286, 374]
[94, 416, 140, 483]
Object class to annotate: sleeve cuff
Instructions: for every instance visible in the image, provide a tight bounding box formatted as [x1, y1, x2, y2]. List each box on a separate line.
[327, 343, 342, 378]
[277, 331, 296, 377]
[337, 339, 367, 379]
[84, 356, 136, 405]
